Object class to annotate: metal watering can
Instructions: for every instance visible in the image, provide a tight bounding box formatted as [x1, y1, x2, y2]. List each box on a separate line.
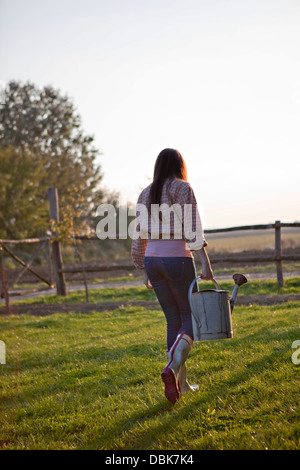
[188, 274, 247, 341]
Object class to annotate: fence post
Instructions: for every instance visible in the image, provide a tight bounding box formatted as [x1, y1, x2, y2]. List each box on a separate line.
[48, 188, 67, 296]
[275, 220, 284, 287]
[46, 237, 54, 286]
[0, 244, 11, 314]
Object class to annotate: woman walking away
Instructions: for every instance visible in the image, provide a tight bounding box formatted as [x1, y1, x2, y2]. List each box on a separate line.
[131, 148, 214, 404]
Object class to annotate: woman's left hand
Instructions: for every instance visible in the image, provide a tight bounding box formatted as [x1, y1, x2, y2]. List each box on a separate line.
[143, 270, 153, 289]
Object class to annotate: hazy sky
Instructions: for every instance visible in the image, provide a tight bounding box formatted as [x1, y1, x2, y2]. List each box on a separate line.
[1, 0, 300, 228]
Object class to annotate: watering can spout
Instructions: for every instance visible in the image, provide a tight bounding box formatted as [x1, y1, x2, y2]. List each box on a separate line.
[230, 273, 248, 313]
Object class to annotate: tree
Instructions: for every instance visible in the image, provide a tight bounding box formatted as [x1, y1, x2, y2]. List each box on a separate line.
[0, 81, 104, 238]
[0, 145, 48, 238]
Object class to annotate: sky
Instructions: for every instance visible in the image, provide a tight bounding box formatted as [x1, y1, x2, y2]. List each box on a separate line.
[1, 0, 300, 229]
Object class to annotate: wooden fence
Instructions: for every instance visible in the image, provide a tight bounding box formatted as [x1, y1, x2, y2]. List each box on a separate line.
[0, 236, 54, 311]
[206, 221, 300, 287]
[58, 221, 300, 291]
[1, 221, 300, 302]
[1, 185, 300, 304]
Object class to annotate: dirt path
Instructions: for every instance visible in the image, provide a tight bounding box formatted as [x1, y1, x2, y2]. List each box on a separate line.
[2, 270, 300, 302]
[1, 270, 300, 316]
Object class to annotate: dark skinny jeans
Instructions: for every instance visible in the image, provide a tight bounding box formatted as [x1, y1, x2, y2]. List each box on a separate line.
[144, 257, 197, 350]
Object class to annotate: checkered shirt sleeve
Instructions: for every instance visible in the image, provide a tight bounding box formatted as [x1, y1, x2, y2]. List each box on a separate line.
[131, 192, 148, 269]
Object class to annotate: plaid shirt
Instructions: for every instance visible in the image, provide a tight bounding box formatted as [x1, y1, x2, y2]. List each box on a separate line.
[131, 178, 207, 269]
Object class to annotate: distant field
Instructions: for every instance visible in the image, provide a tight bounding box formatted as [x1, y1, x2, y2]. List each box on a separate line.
[206, 228, 300, 253]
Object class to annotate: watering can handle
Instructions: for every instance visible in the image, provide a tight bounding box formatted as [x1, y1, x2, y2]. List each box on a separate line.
[212, 278, 221, 290]
[195, 276, 221, 290]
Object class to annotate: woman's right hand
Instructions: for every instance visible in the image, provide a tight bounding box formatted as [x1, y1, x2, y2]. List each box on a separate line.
[200, 262, 214, 281]
[195, 247, 214, 280]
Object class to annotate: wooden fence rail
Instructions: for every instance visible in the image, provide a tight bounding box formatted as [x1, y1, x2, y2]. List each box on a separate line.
[0, 237, 54, 312]
[0, 238, 53, 290]
[204, 222, 300, 233]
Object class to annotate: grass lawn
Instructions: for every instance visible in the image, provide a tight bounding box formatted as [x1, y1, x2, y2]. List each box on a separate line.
[0, 284, 299, 450]
[7, 276, 300, 306]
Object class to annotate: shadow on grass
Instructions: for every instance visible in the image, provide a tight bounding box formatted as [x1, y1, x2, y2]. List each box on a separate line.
[3, 303, 299, 449]
[81, 317, 300, 450]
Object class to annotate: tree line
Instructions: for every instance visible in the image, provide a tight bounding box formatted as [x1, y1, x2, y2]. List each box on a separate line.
[0, 81, 112, 240]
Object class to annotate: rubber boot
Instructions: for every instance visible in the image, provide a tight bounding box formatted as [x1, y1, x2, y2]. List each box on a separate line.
[161, 332, 193, 404]
[177, 362, 199, 394]
[166, 349, 199, 395]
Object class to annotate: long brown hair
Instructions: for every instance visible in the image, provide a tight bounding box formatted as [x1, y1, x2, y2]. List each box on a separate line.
[149, 148, 187, 206]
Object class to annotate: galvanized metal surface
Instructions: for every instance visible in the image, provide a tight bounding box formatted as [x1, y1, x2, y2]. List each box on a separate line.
[189, 276, 233, 341]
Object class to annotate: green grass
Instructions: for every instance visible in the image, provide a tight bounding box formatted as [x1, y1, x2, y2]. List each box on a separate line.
[7, 277, 300, 307]
[0, 293, 300, 449]
[10, 285, 156, 305]
[10, 262, 300, 291]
